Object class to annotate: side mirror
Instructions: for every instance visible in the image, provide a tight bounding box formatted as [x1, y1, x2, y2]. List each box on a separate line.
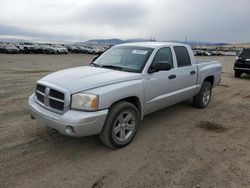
[91, 55, 99, 63]
[148, 61, 171, 73]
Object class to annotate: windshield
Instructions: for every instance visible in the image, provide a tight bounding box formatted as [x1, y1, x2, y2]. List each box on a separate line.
[239, 49, 250, 59]
[41, 45, 50, 48]
[52, 45, 63, 48]
[5, 44, 15, 47]
[24, 42, 33, 45]
[92, 46, 153, 72]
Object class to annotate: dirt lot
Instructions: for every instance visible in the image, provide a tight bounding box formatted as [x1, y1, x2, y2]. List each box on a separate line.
[0, 54, 249, 188]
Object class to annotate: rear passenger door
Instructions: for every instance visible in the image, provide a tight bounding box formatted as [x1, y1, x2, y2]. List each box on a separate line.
[173, 46, 197, 99]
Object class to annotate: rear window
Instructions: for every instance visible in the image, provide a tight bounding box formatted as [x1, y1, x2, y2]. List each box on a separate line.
[174, 46, 191, 67]
[239, 49, 250, 59]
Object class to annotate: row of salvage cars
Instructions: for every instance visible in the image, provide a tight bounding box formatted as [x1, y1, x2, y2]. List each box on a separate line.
[0, 42, 108, 55]
[193, 50, 237, 56]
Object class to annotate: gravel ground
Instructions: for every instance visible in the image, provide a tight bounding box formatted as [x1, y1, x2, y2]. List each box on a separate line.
[0, 54, 249, 188]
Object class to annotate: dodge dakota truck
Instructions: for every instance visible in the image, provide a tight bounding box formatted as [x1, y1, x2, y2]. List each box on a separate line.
[28, 42, 222, 148]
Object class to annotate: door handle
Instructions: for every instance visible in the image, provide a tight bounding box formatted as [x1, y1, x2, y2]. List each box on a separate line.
[168, 74, 176, 79]
[190, 70, 196, 75]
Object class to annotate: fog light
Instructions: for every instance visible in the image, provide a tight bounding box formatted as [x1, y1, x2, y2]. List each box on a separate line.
[65, 126, 75, 135]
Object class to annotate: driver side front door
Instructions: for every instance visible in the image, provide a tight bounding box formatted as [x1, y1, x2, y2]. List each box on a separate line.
[143, 47, 180, 114]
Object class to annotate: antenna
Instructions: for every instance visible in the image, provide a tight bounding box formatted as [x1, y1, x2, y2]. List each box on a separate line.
[81, 31, 83, 42]
[185, 36, 187, 44]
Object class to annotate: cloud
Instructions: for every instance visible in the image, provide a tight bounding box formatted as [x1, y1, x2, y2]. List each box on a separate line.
[0, 0, 249, 43]
[74, 1, 149, 27]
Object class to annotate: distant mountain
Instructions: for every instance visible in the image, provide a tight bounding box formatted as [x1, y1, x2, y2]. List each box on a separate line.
[225, 42, 250, 48]
[0, 36, 230, 47]
[0, 38, 29, 44]
[75, 38, 229, 47]
[75, 38, 152, 46]
[167, 40, 229, 47]
[124, 38, 152, 43]
[75, 38, 124, 46]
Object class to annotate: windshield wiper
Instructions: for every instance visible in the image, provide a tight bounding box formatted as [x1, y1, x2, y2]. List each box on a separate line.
[91, 63, 135, 72]
[101, 65, 124, 71]
[90, 62, 101, 67]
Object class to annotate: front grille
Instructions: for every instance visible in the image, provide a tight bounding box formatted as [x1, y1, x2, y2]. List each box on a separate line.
[36, 84, 45, 103]
[36, 92, 44, 103]
[36, 84, 45, 93]
[49, 99, 64, 110]
[35, 84, 65, 112]
[50, 89, 64, 100]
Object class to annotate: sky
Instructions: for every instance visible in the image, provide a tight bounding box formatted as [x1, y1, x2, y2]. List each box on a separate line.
[0, 0, 249, 43]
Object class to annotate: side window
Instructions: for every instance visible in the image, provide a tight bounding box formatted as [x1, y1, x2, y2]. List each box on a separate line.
[174, 46, 191, 67]
[152, 47, 174, 68]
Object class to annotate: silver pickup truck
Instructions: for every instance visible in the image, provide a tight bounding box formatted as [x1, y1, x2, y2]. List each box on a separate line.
[28, 42, 221, 148]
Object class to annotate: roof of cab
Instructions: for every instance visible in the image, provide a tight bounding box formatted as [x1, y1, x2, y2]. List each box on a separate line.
[115, 42, 189, 49]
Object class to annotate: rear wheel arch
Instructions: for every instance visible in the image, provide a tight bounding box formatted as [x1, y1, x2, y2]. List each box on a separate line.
[193, 81, 212, 108]
[203, 76, 214, 86]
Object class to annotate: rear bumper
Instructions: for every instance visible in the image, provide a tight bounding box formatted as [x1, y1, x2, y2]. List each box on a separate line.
[28, 94, 108, 137]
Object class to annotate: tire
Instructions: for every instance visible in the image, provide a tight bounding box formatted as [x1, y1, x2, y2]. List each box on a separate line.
[45, 50, 51, 54]
[193, 81, 212, 108]
[24, 47, 29, 54]
[234, 71, 242, 78]
[99, 101, 140, 148]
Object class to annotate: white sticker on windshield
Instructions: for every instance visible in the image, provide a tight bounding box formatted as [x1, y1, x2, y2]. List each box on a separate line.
[132, 50, 148, 55]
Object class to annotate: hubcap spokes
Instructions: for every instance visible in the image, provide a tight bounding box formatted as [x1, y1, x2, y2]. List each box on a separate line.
[113, 112, 135, 141]
[203, 87, 211, 105]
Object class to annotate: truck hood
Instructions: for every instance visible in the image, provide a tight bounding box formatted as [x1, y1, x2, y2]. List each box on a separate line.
[40, 66, 141, 93]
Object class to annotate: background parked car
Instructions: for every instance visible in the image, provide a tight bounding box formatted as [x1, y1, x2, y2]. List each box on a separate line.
[16, 42, 37, 53]
[50, 44, 68, 54]
[85, 46, 97, 54]
[0, 44, 4, 52]
[34, 44, 44, 54]
[209, 51, 220, 56]
[63, 45, 78, 53]
[0, 44, 20, 54]
[39, 44, 57, 54]
[234, 48, 250, 78]
[77, 46, 93, 54]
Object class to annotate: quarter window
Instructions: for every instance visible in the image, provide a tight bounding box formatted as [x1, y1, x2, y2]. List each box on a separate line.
[174, 46, 191, 67]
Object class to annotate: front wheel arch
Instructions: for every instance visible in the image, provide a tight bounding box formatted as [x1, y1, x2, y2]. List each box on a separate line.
[109, 96, 143, 120]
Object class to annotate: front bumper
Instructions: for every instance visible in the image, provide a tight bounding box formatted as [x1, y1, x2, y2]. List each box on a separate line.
[234, 61, 250, 73]
[28, 94, 108, 137]
[234, 67, 250, 71]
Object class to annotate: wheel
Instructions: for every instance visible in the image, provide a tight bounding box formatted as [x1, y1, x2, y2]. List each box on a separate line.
[45, 50, 50, 54]
[234, 71, 242, 78]
[193, 81, 212, 108]
[24, 47, 29, 54]
[99, 101, 140, 148]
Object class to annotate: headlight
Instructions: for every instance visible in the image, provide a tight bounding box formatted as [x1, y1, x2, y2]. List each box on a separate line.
[71, 93, 98, 111]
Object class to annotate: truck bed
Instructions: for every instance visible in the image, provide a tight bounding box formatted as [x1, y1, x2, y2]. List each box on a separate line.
[195, 60, 222, 88]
